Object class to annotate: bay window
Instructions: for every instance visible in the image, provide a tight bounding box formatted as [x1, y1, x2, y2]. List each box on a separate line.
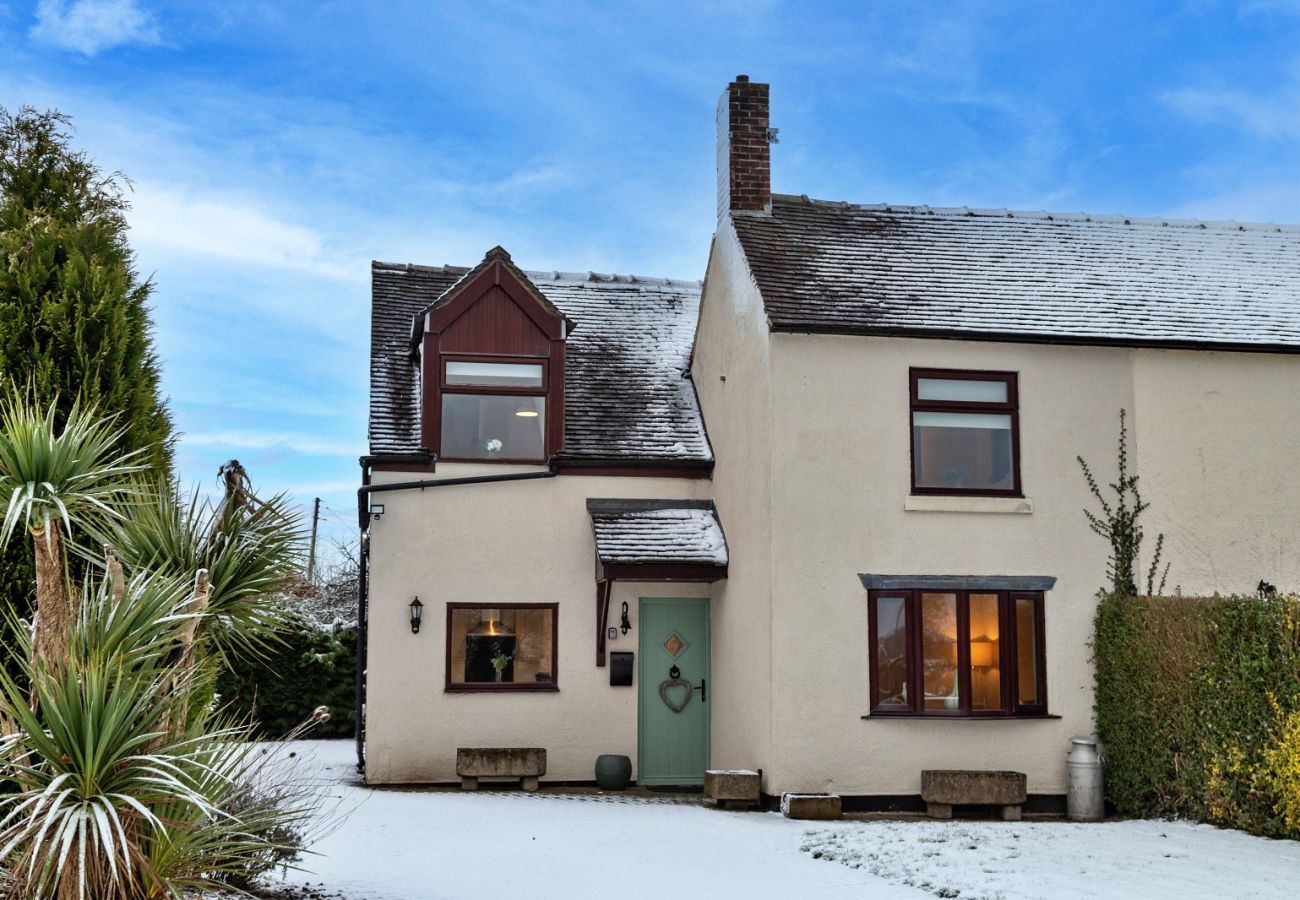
[868, 588, 1047, 717]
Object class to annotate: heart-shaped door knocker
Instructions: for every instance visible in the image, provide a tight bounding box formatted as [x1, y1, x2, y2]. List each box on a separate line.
[659, 676, 693, 713]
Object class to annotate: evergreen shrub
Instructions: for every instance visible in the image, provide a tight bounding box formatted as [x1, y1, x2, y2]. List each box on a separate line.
[218, 612, 357, 739]
[1094, 591, 1300, 838]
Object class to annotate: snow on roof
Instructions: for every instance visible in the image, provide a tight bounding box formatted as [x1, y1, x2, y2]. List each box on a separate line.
[586, 499, 728, 567]
[368, 262, 712, 464]
[732, 194, 1300, 350]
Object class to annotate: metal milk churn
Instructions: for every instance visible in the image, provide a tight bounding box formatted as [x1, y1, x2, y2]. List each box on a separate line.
[1066, 736, 1104, 821]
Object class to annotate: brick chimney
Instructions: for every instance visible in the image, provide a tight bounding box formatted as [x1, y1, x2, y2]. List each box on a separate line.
[717, 75, 772, 218]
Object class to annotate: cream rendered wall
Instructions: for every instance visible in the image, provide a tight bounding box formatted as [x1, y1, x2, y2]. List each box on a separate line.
[690, 221, 775, 782]
[765, 335, 1135, 796]
[364, 463, 709, 784]
[1134, 350, 1300, 594]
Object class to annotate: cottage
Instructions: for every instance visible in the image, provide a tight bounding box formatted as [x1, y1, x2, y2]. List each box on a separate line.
[356, 77, 1300, 807]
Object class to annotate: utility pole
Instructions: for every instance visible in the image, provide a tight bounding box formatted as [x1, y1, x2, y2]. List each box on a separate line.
[307, 497, 321, 583]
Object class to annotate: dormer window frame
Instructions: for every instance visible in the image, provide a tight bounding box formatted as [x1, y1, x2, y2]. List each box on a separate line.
[436, 352, 553, 464]
[417, 248, 569, 464]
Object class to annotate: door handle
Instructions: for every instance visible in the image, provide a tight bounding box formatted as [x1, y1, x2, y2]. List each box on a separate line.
[695, 679, 706, 702]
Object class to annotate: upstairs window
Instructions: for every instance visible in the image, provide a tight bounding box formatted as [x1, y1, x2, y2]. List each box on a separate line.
[439, 357, 548, 461]
[869, 588, 1047, 717]
[910, 369, 1019, 496]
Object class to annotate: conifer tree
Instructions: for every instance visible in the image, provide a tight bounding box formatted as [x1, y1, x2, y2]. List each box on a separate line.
[0, 106, 173, 617]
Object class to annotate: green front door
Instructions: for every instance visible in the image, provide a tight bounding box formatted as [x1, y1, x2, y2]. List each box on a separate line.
[638, 597, 710, 786]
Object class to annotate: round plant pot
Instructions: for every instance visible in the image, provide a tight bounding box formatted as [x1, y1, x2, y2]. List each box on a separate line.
[594, 754, 633, 790]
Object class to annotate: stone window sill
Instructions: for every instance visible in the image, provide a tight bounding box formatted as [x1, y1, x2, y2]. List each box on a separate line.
[904, 495, 1034, 514]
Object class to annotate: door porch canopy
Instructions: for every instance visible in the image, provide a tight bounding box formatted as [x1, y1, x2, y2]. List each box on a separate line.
[586, 499, 729, 665]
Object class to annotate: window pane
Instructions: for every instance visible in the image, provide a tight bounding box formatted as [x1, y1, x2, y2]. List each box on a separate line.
[446, 361, 544, 388]
[912, 411, 1014, 491]
[969, 593, 1002, 711]
[441, 394, 546, 459]
[921, 592, 959, 711]
[1015, 597, 1041, 706]
[917, 377, 1007, 404]
[449, 607, 555, 685]
[874, 596, 909, 709]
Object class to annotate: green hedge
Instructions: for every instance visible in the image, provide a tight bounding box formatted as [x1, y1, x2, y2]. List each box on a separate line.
[217, 615, 357, 739]
[1094, 592, 1300, 837]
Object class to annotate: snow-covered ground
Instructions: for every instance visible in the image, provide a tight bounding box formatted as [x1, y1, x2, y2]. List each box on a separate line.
[272, 741, 1300, 900]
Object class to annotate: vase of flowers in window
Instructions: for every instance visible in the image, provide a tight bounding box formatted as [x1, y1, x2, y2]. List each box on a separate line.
[484, 438, 503, 459]
[491, 652, 513, 683]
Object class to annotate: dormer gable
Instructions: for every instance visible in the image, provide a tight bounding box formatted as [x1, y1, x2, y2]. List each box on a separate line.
[416, 247, 568, 461]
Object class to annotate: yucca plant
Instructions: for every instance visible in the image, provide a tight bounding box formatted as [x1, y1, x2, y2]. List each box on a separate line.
[0, 392, 145, 674]
[108, 477, 303, 668]
[0, 570, 318, 899]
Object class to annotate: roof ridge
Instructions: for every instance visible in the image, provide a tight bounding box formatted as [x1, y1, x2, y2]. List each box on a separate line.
[770, 193, 1300, 234]
[371, 261, 471, 274]
[371, 259, 700, 289]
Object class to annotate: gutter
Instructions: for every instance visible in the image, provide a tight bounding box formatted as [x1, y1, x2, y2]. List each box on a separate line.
[353, 461, 558, 774]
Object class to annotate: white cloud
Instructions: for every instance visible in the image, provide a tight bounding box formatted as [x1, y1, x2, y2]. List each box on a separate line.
[30, 0, 159, 56]
[1238, 0, 1300, 17]
[180, 430, 362, 458]
[1162, 58, 1300, 142]
[127, 181, 366, 284]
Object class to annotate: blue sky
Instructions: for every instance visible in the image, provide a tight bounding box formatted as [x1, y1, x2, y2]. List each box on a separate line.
[3, 1, 1300, 552]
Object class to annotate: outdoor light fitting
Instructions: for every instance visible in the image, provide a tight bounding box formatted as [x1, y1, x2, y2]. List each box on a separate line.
[371, 503, 385, 520]
[409, 596, 424, 634]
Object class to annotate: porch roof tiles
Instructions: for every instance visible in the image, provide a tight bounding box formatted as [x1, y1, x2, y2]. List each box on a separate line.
[586, 499, 729, 568]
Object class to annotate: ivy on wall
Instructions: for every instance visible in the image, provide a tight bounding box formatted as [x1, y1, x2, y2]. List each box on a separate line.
[1093, 592, 1300, 839]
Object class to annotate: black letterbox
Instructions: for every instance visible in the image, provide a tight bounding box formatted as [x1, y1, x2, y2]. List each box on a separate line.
[610, 651, 634, 687]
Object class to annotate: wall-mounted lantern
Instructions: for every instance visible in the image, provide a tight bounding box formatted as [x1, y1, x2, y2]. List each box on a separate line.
[409, 596, 424, 634]
[371, 503, 385, 521]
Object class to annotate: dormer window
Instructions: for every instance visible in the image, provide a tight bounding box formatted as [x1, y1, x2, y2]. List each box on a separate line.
[417, 246, 569, 463]
[440, 358, 548, 461]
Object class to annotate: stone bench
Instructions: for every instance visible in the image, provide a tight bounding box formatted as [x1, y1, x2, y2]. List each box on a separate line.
[780, 792, 843, 821]
[921, 769, 1027, 821]
[456, 748, 547, 792]
[704, 769, 761, 810]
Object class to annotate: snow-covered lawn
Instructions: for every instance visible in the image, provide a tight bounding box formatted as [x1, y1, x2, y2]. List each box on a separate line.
[273, 741, 1300, 900]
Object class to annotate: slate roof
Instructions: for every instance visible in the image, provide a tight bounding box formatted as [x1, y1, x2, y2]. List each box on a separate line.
[732, 194, 1300, 351]
[369, 262, 712, 465]
[586, 499, 728, 567]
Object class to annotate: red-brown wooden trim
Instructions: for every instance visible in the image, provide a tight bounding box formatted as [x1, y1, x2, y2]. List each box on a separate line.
[426, 260, 565, 339]
[599, 563, 728, 582]
[548, 338, 566, 455]
[369, 462, 438, 474]
[595, 579, 612, 667]
[420, 331, 439, 452]
[1009, 591, 1049, 715]
[444, 602, 559, 692]
[908, 367, 1022, 498]
[441, 354, 549, 393]
[553, 463, 713, 478]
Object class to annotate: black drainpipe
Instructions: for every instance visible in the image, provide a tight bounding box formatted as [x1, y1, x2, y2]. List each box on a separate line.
[353, 464, 558, 774]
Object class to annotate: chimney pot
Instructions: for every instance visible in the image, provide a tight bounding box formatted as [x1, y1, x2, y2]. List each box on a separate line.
[736, 74, 749, 82]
